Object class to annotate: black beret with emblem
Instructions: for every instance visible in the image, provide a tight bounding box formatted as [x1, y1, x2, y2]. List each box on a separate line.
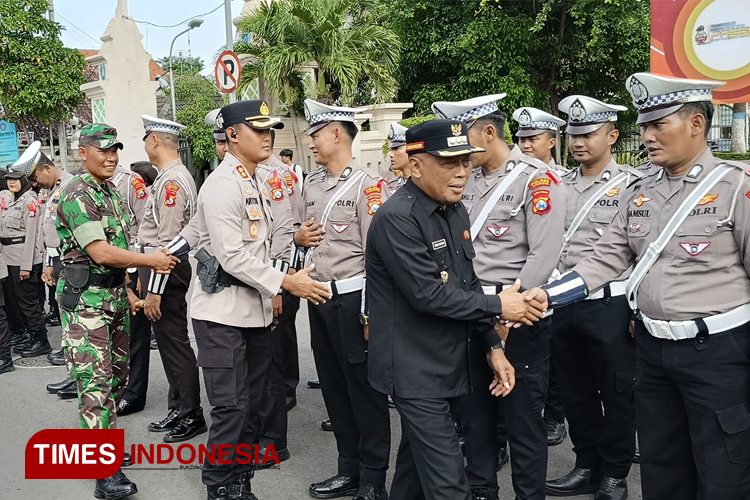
[220, 100, 285, 130]
[406, 119, 485, 157]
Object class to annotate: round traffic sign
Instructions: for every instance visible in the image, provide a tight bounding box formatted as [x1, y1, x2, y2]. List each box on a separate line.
[215, 50, 242, 94]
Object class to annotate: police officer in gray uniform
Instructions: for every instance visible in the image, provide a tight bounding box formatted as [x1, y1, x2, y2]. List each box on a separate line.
[432, 94, 566, 500]
[545, 96, 642, 500]
[167, 99, 330, 499]
[541, 73, 750, 500]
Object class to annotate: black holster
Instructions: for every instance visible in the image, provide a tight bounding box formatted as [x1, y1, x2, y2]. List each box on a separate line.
[60, 263, 90, 312]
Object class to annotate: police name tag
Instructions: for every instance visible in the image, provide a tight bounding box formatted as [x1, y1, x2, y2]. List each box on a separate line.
[432, 239, 447, 250]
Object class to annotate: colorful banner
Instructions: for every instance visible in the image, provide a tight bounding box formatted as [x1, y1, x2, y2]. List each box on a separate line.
[651, 0, 750, 103]
[0, 120, 19, 167]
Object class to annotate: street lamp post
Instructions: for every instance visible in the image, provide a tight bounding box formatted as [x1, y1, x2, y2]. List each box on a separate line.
[169, 18, 204, 120]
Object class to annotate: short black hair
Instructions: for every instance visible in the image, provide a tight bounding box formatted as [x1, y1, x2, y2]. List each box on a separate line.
[473, 110, 507, 138]
[154, 131, 178, 149]
[280, 149, 293, 159]
[37, 151, 54, 168]
[605, 121, 618, 132]
[677, 102, 714, 138]
[337, 121, 359, 141]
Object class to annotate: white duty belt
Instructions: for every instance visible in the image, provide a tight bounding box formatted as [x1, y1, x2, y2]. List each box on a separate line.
[587, 279, 628, 301]
[318, 275, 364, 295]
[640, 304, 750, 341]
[482, 284, 553, 318]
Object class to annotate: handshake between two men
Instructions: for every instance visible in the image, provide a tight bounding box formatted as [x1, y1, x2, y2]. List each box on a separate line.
[488, 279, 549, 399]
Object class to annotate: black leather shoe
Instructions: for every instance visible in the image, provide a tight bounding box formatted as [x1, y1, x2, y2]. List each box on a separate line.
[17, 330, 52, 357]
[546, 468, 601, 496]
[47, 348, 66, 366]
[148, 408, 179, 432]
[497, 447, 509, 472]
[57, 383, 78, 399]
[45, 314, 61, 327]
[164, 413, 207, 442]
[321, 418, 333, 432]
[150, 331, 158, 350]
[0, 347, 15, 374]
[307, 379, 321, 389]
[286, 395, 297, 411]
[545, 418, 567, 446]
[352, 485, 387, 500]
[117, 398, 144, 416]
[47, 376, 75, 393]
[122, 452, 131, 467]
[11, 330, 33, 349]
[94, 469, 137, 499]
[255, 445, 290, 470]
[594, 477, 628, 500]
[309, 475, 359, 499]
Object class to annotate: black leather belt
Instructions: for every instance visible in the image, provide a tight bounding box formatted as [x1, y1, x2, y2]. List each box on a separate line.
[88, 273, 126, 288]
[217, 268, 251, 289]
[0, 236, 24, 245]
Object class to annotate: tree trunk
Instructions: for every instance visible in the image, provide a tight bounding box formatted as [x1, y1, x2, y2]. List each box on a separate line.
[731, 102, 747, 153]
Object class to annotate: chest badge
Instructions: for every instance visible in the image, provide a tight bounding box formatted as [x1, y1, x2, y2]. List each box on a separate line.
[486, 226, 509, 238]
[628, 222, 642, 234]
[248, 221, 258, 239]
[440, 271, 449, 284]
[679, 242, 710, 256]
[605, 188, 620, 197]
[633, 194, 652, 207]
[462, 230, 470, 241]
[244, 187, 254, 195]
[330, 223, 350, 233]
[697, 194, 718, 206]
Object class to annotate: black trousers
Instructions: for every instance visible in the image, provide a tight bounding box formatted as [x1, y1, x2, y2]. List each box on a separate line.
[494, 317, 551, 500]
[544, 365, 565, 423]
[282, 293, 300, 398]
[309, 289, 391, 486]
[0, 280, 9, 349]
[634, 320, 750, 500]
[391, 396, 471, 500]
[140, 259, 201, 419]
[258, 291, 299, 449]
[551, 296, 636, 478]
[456, 333, 500, 498]
[47, 257, 61, 319]
[122, 270, 151, 408]
[193, 319, 271, 486]
[4, 264, 45, 332]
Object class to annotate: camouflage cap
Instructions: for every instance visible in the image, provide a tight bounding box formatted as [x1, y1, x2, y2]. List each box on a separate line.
[79, 123, 124, 150]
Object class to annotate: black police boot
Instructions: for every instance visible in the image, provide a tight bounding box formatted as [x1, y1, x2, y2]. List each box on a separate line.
[321, 418, 333, 432]
[309, 475, 359, 499]
[148, 408, 179, 432]
[47, 376, 75, 393]
[163, 412, 207, 443]
[11, 329, 33, 350]
[0, 346, 15, 374]
[93, 468, 138, 499]
[496, 446, 509, 472]
[594, 477, 628, 500]
[45, 311, 61, 327]
[207, 484, 231, 500]
[352, 485, 388, 500]
[47, 347, 66, 366]
[546, 468, 602, 496]
[255, 444, 290, 470]
[57, 383, 78, 399]
[545, 417, 567, 446]
[229, 469, 258, 500]
[17, 329, 53, 357]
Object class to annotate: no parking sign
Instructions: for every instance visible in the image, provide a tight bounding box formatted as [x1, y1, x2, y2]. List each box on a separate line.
[214, 50, 242, 94]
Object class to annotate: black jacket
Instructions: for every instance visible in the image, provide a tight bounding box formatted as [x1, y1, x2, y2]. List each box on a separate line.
[366, 179, 503, 399]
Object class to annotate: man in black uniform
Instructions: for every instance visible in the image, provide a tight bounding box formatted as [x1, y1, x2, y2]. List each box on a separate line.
[366, 119, 549, 500]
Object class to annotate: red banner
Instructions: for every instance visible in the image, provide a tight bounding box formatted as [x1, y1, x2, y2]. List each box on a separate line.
[651, 0, 750, 103]
[26, 429, 124, 479]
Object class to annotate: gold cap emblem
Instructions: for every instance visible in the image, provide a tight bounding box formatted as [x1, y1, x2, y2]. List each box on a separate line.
[451, 124, 462, 136]
[260, 102, 270, 116]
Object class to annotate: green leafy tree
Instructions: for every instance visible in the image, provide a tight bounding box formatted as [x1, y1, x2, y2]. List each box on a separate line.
[157, 55, 204, 77]
[234, 0, 400, 164]
[173, 74, 224, 187]
[0, 0, 86, 129]
[391, 0, 649, 124]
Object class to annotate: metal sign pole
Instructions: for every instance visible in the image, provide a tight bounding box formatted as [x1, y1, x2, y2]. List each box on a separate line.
[225, 0, 236, 103]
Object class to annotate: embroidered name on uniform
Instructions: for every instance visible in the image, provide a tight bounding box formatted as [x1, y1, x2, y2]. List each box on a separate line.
[628, 209, 650, 218]
[531, 189, 551, 215]
[529, 178, 551, 190]
[164, 182, 180, 207]
[330, 223, 350, 233]
[364, 185, 382, 216]
[679, 242, 710, 256]
[432, 239, 447, 250]
[697, 194, 718, 206]
[131, 177, 147, 199]
[633, 194, 652, 207]
[245, 197, 260, 205]
[486, 226, 510, 238]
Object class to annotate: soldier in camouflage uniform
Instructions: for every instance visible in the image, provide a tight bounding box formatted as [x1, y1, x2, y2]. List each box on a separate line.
[55, 124, 178, 500]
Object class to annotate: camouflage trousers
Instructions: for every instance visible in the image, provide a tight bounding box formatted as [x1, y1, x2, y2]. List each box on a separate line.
[60, 286, 130, 430]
